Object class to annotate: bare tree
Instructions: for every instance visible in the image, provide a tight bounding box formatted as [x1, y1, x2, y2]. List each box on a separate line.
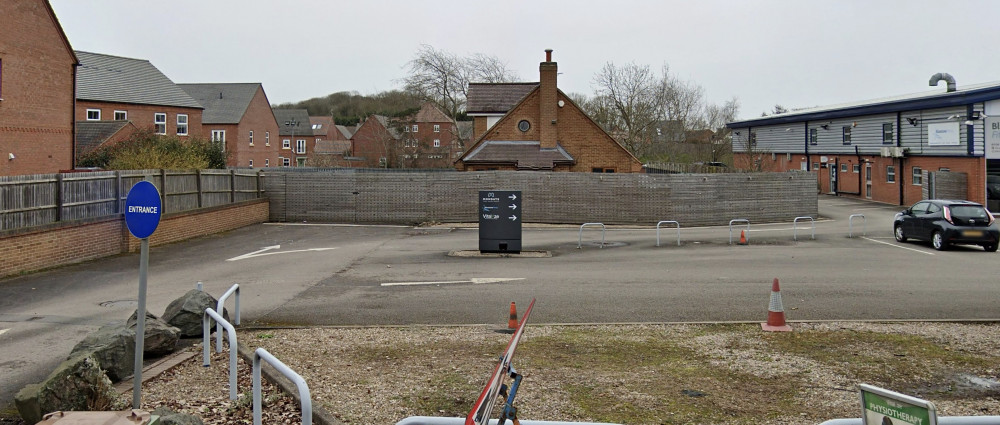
[403, 45, 519, 121]
[591, 62, 668, 158]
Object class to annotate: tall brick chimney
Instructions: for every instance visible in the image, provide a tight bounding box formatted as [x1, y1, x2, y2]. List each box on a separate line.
[539, 49, 558, 149]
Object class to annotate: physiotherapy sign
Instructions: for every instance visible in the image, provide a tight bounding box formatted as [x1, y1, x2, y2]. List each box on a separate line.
[860, 384, 936, 425]
[124, 180, 162, 239]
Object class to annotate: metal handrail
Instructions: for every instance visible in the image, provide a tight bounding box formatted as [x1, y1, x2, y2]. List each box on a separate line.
[216, 284, 240, 352]
[254, 348, 312, 425]
[729, 219, 750, 245]
[793, 216, 815, 241]
[577, 223, 606, 249]
[655, 221, 681, 247]
[849, 214, 866, 238]
[202, 308, 238, 400]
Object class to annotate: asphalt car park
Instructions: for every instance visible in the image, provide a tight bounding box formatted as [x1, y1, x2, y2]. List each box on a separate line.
[2, 195, 1000, 412]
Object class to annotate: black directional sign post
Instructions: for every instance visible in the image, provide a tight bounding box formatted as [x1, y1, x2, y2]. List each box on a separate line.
[479, 190, 522, 253]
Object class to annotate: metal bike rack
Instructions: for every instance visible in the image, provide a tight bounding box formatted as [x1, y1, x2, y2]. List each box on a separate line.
[849, 214, 866, 238]
[729, 219, 750, 245]
[793, 216, 815, 241]
[202, 308, 238, 400]
[254, 348, 312, 425]
[395, 418, 623, 425]
[655, 220, 681, 247]
[578, 223, 606, 249]
[216, 284, 240, 352]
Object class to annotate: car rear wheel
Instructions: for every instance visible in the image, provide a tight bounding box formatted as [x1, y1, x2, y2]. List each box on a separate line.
[985, 244, 998, 252]
[894, 225, 907, 242]
[932, 231, 948, 251]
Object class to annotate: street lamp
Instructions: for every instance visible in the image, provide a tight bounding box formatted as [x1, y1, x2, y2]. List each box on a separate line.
[285, 119, 298, 167]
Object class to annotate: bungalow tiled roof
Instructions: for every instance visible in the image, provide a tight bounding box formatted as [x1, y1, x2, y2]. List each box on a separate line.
[75, 120, 135, 159]
[272, 109, 314, 136]
[466, 83, 538, 114]
[178, 83, 263, 124]
[75, 51, 203, 109]
[461, 140, 574, 170]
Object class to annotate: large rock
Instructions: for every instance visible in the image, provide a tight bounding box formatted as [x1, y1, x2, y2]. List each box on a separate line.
[162, 289, 229, 337]
[126, 310, 181, 356]
[152, 407, 204, 425]
[68, 322, 135, 382]
[15, 353, 125, 424]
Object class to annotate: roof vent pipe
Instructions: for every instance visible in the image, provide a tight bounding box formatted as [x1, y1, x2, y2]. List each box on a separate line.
[929, 73, 956, 92]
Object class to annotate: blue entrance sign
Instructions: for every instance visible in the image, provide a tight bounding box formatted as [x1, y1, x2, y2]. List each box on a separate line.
[124, 181, 162, 239]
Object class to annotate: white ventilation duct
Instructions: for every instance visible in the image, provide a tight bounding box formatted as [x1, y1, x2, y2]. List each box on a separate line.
[929, 73, 956, 92]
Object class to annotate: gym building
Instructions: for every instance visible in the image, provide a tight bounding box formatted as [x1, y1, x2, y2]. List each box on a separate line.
[727, 74, 1000, 210]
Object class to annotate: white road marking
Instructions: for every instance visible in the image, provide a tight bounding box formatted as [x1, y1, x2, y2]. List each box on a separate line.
[0, 328, 8, 337]
[381, 278, 524, 287]
[227, 245, 337, 261]
[862, 237, 935, 256]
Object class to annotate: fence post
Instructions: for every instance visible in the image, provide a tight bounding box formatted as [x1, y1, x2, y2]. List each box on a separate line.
[196, 169, 204, 208]
[114, 171, 122, 214]
[230, 169, 236, 203]
[159, 169, 167, 213]
[54, 174, 63, 222]
[256, 170, 264, 198]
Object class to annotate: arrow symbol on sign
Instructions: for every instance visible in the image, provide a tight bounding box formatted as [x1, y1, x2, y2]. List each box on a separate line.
[380, 278, 524, 287]
[509, 215, 518, 221]
[509, 204, 517, 210]
[508, 194, 517, 200]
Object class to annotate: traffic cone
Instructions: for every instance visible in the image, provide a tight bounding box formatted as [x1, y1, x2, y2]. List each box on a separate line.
[508, 302, 519, 330]
[761, 278, 792, 332]
[738, 230, 748, 245]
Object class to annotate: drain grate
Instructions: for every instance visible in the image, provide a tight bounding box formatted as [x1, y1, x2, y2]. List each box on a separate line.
[99, 300, 138, 308]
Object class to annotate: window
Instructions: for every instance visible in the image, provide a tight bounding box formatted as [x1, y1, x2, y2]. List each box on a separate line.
[912, 166, 923, 185]
[809, 128, 818, 145]
[378, 157, 387, 167]
[882, 123, 894, 144]
[281, 157, 290, 166]
[433, 139, 440, 148]
[813, 162, 819, 170]
[154, 113, 167, 134]
[749, 131, 757, 147]
[412, 124, 418, 132]
[249, 159, 253, 168]
[114, 110, 127, 120]
[592, 168, 616, 173]
[211, 130, 226, 151]
[841, 164, 848, 173]
[800, 162, 808, 171]
[296, 157, 306, 167]
[265, 131, 270, 146]
[433, 124, 440, 132]
[518, 120, 531, 132]
[887, 165, 896, 183]
[853, 164, 860, 173]
[249, 130, 254, 146]
[176, 114, 188, 135]
[404, 126, 409, 132]
[296, 139, 306, 154]
[282, 139, 290, 149]
[842, 126, 852, 145]
[86, 109, 101, 120]
[265, 159, 269, 167]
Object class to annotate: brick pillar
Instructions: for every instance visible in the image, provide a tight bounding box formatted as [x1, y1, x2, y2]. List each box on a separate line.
[539, 49, 558, 149]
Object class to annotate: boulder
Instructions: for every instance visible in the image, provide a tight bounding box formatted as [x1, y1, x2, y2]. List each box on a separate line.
[126, 310, 181, 356]
[68, 322, 135, 382]
[15, 353, 125, 424]
[162, 289, 229, 337]
[152, 407, 205, 425]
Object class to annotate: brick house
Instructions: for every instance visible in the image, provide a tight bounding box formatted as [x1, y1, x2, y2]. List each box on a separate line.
[350, 114, 400, 168]
[0, 0, 78, 176]
[397, 102, 463, 168]
[457, 50, 642, 172]
[272, 109, 313, 167]
[308, 116, 354, 167]
[179, 83, 280, 168]
[75, 51, 203, 140]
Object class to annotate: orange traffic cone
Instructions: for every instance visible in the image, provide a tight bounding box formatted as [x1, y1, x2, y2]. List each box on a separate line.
[738, 230, 748, 245]
[508, 302, 519, 330]
[761, 278, 792, 332]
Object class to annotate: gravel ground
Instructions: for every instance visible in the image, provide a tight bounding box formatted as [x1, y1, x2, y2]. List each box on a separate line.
[129, 322, 1000, 425]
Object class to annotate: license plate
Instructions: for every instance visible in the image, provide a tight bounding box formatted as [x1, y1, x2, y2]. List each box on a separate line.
[963, 230, 984, 237]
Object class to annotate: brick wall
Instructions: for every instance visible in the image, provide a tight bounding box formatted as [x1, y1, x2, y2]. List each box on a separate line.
[0, 199, 268, 278]
[227, 87, 281, 169]
[266, 169, 817, 226]
[0, 0, 76, 176]
[76, 101, 204, 139]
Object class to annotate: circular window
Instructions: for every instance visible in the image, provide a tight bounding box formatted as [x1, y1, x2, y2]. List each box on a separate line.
[517, 120, 530, 132]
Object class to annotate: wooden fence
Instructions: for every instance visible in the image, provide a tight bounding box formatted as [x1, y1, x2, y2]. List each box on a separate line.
[0, 169, 264, 232]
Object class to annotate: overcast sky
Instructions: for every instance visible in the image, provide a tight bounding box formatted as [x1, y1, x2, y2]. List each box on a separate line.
[50, 0, 1000, 121]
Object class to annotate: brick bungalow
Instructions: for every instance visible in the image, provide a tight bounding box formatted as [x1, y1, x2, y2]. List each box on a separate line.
[75, 51, 204, 139]
[75, 120, 139, 164]
[0, 0, 79, 176]
[457, 50, 642, 172]
[180, 83, 281, 168]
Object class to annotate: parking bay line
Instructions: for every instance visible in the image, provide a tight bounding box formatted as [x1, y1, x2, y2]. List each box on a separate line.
[0, 328, 8, 337]
[862, 237, 935, 256]
[381, 278, 524, 287]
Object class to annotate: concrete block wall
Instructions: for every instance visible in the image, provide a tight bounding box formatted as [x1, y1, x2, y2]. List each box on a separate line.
[266, 170, 818, 226]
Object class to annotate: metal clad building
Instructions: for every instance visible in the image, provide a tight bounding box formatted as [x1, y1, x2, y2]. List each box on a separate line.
[727, 76, 1000, 207]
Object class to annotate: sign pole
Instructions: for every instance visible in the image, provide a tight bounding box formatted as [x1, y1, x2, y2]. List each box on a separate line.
[132, 237, 149, 409]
